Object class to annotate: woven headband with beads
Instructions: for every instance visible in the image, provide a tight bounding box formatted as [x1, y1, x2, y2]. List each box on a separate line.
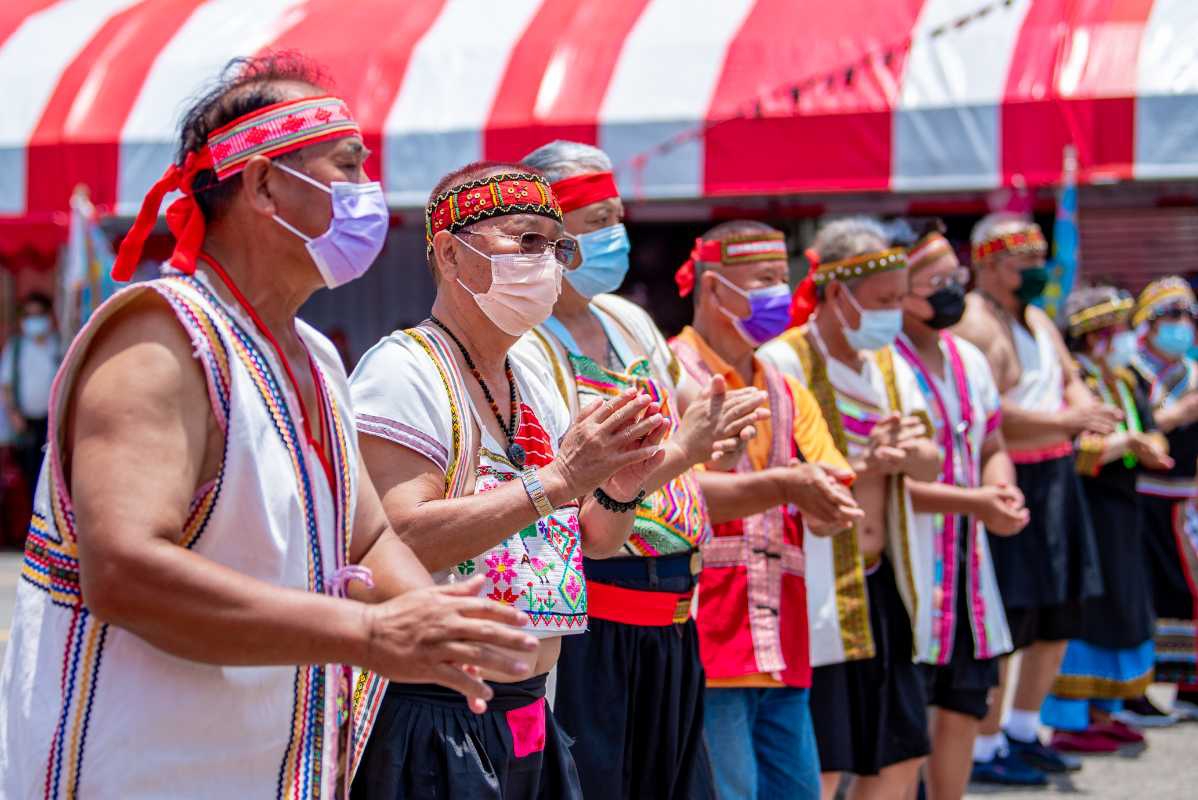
[810, 247, 907, 285]
[1133, 277, 1197, 327]
[1068, 296, 1133, 337]
[425, 172, 562, 253]
[970, 226, 1046, 265]
[907, 232, 955, 272]
[674, 232, 788, 296]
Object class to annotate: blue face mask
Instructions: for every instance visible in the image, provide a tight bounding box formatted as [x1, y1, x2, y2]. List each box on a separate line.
[1154, 321, 1195, 357]
[835, 284, 903, 351]
[564, 223, 630, 298]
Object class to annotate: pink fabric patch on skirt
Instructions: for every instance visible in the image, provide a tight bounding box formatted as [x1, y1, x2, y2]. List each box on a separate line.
[505, 697, 547, 758]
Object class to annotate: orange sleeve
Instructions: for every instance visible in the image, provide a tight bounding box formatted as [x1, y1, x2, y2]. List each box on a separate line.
[784, 376, 853, 478]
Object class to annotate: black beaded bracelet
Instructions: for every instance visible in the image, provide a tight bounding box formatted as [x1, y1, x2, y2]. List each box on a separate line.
[593, 486, 646, 513]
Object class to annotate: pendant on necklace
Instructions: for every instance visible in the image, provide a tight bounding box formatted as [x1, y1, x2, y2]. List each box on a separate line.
[507, 442, 526, 468]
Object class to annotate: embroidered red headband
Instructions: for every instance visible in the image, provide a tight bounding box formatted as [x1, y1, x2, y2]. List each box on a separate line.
[907, 232, 955, 272]
[970, 225, 1046, 266]
[550, 171, 620, 213]
[789, 247, 908, 329]
[425, 172, 562, 253]
[112, 94, 362, 281]
[674, 232, 788, 297]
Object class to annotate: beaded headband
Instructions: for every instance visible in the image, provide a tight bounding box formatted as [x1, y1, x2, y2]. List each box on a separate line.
[1068, 296, 1133, 337]
[425, 172, 562, 253]
[1133, 276, 1197, 327]
[551, 171, 620, 213]
[674, 232, 788, 297]
[809, 247, 907, 285]
[907, 232, 955, 272]
[971, 225, 1047, 266]
[113, 94, 362, 280]
[788, 246, 908, 328]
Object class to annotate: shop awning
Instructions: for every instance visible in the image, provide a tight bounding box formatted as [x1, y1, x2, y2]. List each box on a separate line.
[1, 0, 1196, 258]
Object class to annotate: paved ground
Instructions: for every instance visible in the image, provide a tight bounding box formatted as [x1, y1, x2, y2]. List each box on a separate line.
[0, 547, 1194, 796]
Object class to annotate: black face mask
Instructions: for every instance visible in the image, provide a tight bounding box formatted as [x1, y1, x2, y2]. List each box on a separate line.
[923, 283, 966, 329]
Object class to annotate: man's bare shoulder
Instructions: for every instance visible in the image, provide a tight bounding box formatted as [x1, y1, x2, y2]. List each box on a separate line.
[71, 289, 209, 417]
[1024, 304, 1065, 342]
[952, 293, 1000, 347]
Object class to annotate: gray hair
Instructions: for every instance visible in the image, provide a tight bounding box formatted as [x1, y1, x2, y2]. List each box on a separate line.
[522, 140, 614, 183]
[1063, 284, 1123, 321]
[811, 216, 890, 263]
[971, 211, 1032, 247]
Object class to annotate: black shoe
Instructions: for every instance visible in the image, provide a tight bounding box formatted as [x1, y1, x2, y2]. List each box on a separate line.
[970, 752, 1049, 786]
[1005, 732, 1081, 773]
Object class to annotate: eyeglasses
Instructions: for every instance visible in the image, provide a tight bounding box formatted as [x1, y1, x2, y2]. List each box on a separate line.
[910, 267, 970, 295]
[1155, 306, 1197, 321]
[459, 230, 578, 267]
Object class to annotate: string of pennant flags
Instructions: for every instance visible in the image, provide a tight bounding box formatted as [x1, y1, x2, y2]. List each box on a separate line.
[618, 0, 1020, 195]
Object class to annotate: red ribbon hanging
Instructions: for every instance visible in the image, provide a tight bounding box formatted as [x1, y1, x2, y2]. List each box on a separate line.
[112, 148, 214, 281]
[675, 238, 725, 297]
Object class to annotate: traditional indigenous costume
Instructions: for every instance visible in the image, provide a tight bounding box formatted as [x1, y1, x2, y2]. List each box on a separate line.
[514, 171, 710, 800]
[758, 247, 931, 777]
[664, 231, 850, 799]
[1130, 278, 1198, 691]
[0, 97, 367, 798]
[1042, 295, 1158, 735]
[972, 227, 1102, 650]
[893, 233, 1014, 721]
[348, 172, 582, 799]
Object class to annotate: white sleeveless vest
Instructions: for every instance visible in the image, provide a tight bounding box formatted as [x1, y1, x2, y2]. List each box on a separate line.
[0, 273, 359, 799]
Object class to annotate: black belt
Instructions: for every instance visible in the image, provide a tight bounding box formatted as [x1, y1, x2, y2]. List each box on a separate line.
[583, 551, 700, 582]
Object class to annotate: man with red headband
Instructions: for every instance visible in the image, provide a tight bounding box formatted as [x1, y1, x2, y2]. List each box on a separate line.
[348, 160, 668, 798]
[0, 56, 540, 798]
[954, 213, 1114, 784]
[759, 216, 941, 799]
[669, 219, 864, 799]
[513, 141, 767, 799]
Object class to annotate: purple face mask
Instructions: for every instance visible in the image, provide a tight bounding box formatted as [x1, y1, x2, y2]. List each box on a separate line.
[714, 272, 792, 345]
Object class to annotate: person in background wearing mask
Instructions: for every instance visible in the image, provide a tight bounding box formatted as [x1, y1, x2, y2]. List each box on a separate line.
[349, 162, 669, 799]
[1039, 286, 1173, 754]
[893, 224, 1026, 798]
[514, 142, 768, 799]
[761, 216, 941, 800]
[0, 291, 61, 501]
[1127, 277, 1198, 724]
[0, 57, 542, 799]
[669, 220, 864, 799]
[953, 213, 1114, 784]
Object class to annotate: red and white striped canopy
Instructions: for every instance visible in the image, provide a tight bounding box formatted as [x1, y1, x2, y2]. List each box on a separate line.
[2, 0, 1197, 253]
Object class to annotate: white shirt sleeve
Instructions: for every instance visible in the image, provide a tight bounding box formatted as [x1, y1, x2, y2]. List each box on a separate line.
[349, 333, 454, 476]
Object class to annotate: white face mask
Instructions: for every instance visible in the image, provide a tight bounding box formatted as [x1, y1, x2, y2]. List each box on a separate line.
[454, 235, 562, 336]
[1101, 330, 1139, 369]
[271, 162, 389, 289]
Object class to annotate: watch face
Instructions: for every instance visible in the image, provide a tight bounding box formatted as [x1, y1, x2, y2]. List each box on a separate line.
[507, 442, 527, 468]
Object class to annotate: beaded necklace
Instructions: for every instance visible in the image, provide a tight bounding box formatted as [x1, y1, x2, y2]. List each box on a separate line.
[429, 315, 526, 468]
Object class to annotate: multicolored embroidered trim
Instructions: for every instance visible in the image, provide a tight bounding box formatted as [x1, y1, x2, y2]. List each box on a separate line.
[907, 232, 955, 272]
[1134, 276, 1196, 327]
[970, 225, 1047, 265]
[1068, 295, 1133, 337]
[810, 247, 907, 286]
[425, 172, 562, 252]
[550, 171, 619, 213]
[207, 95, 360, 181]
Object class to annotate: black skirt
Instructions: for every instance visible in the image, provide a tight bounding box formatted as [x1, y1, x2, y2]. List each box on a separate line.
[1079, 480, 1156, 649]
[990, 454, 1103, 609]
[1139, 494, 1198, 622]
[351, 673, 581, 800]
[809, 556, 931, 776]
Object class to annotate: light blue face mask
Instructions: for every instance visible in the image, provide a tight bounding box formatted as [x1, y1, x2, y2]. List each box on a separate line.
[565, 223, 631, 298]
[1154, 320, 1195, 357]
[1101, 330, 1139, 369]
[834, 284, 903, 351]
